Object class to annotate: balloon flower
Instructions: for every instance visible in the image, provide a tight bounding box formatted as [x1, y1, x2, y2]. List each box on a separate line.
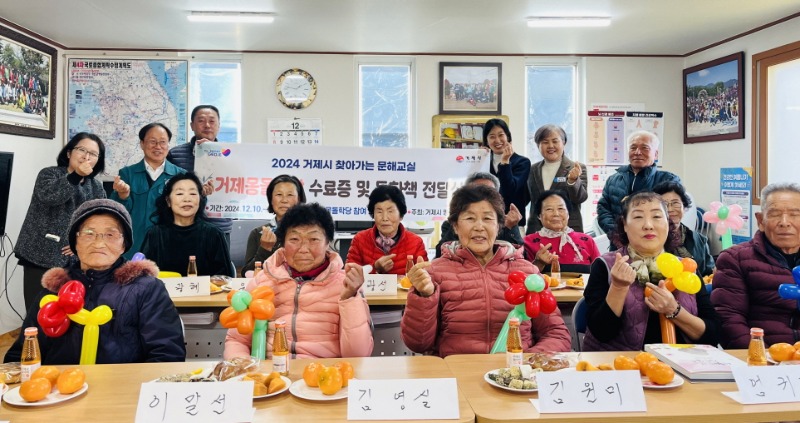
[652, 253, 701, 343]
[703, 201, 745, 250]
[490, 271, 558, 354]
[37, 280, 113, 365]
[219, 286, 276, 359]
[778, 266, 800, 311]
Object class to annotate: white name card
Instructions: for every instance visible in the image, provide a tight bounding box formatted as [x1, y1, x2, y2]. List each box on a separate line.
[363, 274, 398, 297]
[732, 365, 800, 404]
[228, 278, 250, 291]
[136, 381, 254, 423]
[347, 378, 459, 420]
[162, 276, 211, 298]
[536, 370, 646, 413]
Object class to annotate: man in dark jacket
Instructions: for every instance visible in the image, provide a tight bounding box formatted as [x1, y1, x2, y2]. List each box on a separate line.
[596, 130, 680, 239]
[167, 104, 232, 245]
[712, 182, 800, 348]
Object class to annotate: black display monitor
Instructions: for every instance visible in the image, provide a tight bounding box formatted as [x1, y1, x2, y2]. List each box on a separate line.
[0, 152, 13, 236]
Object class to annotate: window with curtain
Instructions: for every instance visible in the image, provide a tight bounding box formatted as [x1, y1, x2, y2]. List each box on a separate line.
[359, 63, 412, 148]
[189, 61, 241, 143]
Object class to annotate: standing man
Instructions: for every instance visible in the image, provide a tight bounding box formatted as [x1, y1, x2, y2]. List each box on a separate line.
[168, 104, 232, 245]
[595, 130, 680, 239]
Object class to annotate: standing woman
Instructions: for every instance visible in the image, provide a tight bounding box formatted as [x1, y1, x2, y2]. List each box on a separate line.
[526, 124, 587, 233]
[15, 132, 107, 309]
[241, 174, 306, 276]
[484, 119, 531, 227]
[346, 185, 428, 275]
[141, 173, 233, 277]
[111, 123, 185, 259]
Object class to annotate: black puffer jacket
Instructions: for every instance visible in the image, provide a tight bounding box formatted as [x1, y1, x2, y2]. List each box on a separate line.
[4, 259, 185, 364]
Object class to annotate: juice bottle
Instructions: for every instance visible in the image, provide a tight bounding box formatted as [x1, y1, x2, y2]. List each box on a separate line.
[506, 318, 523, 368]
[186, 255, 198, 277]
[550, 256, 561, 284]
[20, 327, 41, 382]
[254, 261, 263, 278]
[272, 320, 290, 376]
[747, 327, 768, 366]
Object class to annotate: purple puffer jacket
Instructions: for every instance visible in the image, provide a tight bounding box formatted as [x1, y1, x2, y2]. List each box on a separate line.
[711, 231, 799, 348]
[400, 242, 572, 357]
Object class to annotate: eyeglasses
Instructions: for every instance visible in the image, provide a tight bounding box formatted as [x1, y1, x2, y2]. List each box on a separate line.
[145, 140, 169, 148]
[666, 201, 683, 210]
[73, 146, 99, 160]
[76, 229, 124, 243]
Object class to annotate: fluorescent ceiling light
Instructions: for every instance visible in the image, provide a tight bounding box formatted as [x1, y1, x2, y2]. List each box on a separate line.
[527, 17, 610, 28]
[188, 11, 275, 23]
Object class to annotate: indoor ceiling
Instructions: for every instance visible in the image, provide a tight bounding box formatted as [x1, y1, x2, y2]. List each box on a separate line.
[2, 0, 799, 55]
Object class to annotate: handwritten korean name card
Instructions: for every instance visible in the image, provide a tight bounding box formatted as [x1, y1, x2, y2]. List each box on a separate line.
[362, 274, 398, 297]
[136, 381, 254, 423]
[732, 365, 800, 404]
[162, 276, 211, 298]
[536, 370, 646, 413]
[347, 378, 459, 420]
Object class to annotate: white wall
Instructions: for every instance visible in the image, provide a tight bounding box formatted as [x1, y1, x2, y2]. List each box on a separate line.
[0, 49, 64, 332]
[683, 18, 800, 253]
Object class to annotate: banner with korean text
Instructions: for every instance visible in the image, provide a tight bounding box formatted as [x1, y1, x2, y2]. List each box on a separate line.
[194, 143, 489, 221]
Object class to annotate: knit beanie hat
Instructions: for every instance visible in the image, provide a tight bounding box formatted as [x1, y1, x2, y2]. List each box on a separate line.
[68, 199, 133, 252]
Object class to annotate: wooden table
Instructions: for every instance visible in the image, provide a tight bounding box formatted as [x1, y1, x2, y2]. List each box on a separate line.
[2, 356, 473, 423]
[445, 351, 800, 423]
[551, 288, 583, 304]
[172, 289, 409, 307]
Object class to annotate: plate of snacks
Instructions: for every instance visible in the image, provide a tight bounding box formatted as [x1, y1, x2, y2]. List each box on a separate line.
[234, 372, 290, 398]
[290, 361, 354, 401]
[484, 365, 541, 392]
[527, 352, 573, 371]
[155, 357, 259, 383]
[3, 367, 87, 407]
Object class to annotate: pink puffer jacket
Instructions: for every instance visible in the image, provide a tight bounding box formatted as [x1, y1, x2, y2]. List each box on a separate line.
[400, 242, 572, 357]
[224, 250, 374, 359]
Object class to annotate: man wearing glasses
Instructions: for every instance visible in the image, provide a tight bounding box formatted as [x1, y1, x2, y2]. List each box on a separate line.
[111, 122, 186, 259]
[167, 104, 232, 246]
[595, 130, 681, 242]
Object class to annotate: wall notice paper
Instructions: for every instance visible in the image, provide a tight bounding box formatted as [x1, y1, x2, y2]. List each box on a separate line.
[195, 143, 489, 221]
[724, 365, 800, 404]
[136, 381, 254, 423]
[162, 276, 211, 298]
[363, 274, 398, 297]
[268, 117, 322, 145]
[533, 370, 646, 413]
[720, 167, 753, 244]
[347, 378, 459, 420]
[586, 110, 626, 165]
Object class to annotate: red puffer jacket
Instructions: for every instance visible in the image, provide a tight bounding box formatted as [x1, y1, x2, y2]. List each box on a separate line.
[346, 224, 428, 275]
[400, 242, 572, 357]
[711, 231, 799, 348]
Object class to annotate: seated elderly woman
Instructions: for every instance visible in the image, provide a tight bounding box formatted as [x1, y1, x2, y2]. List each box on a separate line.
[346, 185, 428, 274]
[225, 203, 373, 358]
[4, 199, 185, 364]
[140, 173, 233, 276]
[583, 192, 719, 351]
[242, 174, 306, 276]
[523, 189, 601, 271]
[400, 185, 571, 357]
[653, 181, 714, 277]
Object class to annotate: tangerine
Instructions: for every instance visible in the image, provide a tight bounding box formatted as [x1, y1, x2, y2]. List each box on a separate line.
[634, 352, 659, 376]
[792, 349, 800, 361]
[31, 366, 60, 386]
[19, 378, 51, 402]
[303, 362, 324, 387]
[576, 361, 598, 371]
[56, 368, 85, 395]
[768, 343, 796, 362]
[646, 361, 675, 385]
[399, 276, 412, 289]
[333, 361, 355, 387]
[794, 341, 800, 351]
[318, 366, 343, 395]
[267, 376, 286, 394]
[613, 355, 640, 371]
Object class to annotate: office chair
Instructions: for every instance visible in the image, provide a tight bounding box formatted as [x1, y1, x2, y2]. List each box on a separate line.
[571, 297, 588, 352]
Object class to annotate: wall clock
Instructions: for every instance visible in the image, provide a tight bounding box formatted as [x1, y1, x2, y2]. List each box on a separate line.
[276, 68, 317, 109]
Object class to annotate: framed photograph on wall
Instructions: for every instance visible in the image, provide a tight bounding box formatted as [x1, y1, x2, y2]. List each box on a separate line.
[439, 62, 502, 115]
[0, 24, 57, 139]
[683, 52, 744, 143]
